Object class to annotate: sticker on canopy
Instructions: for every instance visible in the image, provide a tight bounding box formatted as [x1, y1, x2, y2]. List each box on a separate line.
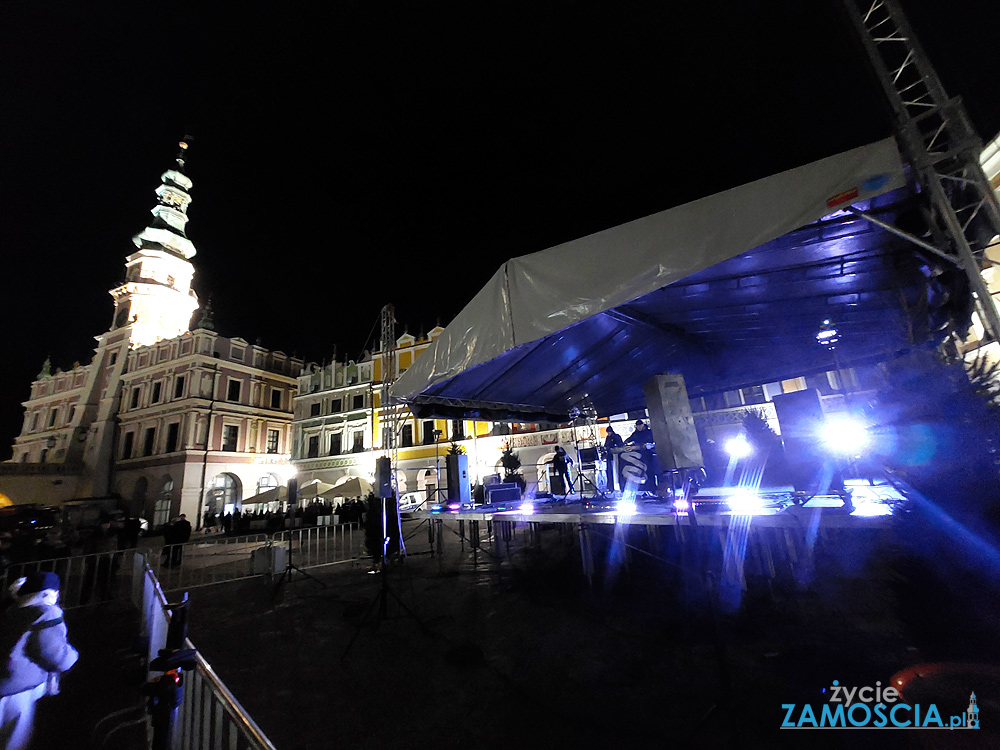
[827, 187, 859, 208]
[862, 173, 890, 192]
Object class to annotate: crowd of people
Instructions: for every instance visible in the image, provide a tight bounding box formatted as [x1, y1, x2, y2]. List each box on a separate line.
[201, 497, 368, 536]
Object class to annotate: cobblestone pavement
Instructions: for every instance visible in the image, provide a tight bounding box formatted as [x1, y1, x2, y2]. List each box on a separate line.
[180, 519, 997, 750]
[32, 517, 999, 749]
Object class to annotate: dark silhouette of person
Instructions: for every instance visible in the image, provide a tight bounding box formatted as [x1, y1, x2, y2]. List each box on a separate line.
[170, 515, 192, 567]
[550, 446, 573, 498]
[604, 426, 624, 492]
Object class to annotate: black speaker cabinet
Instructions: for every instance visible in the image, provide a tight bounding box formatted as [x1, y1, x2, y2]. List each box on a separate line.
[375, 456, 393, 499]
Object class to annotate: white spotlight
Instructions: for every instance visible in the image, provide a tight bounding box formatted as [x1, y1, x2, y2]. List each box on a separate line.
[724, 436, 754, 459]
[727, 492, 763, 514]
[820, 416, 869, 455]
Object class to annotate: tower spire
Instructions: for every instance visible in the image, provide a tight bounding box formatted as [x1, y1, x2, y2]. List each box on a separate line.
[131, 137, 197, 260]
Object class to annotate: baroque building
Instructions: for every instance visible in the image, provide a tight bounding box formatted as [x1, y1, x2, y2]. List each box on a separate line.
[1, 143, 301, 526]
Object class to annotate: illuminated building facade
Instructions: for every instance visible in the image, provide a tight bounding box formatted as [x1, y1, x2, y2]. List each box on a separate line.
[2, 145, 302, 525]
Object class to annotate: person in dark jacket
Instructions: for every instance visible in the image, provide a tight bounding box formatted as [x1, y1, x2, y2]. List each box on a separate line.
[169, 515, 192, 567]
[603, 426, 625, 493]
[0, 572, 78, 750]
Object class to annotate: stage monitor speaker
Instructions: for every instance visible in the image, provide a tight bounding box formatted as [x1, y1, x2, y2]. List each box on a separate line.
[642, 373, 704, 470]
[375, 457, 393, 499]
[771, 389, 824, 444]
[771, 388, 825, 493]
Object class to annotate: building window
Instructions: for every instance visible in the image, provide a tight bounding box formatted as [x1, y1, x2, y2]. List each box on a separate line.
[256, 473, 279, 496]
[122, 431, 135, 459]
[266, 429, 279, 454]
[310, 403, 321, 417]
[401, 424, 414, 447]
[330, 398, 342, 413]
[307, 435, 320, 458]
[174, 376, 186, 399]
[352, 430, 364, 452]
[703, 392, 726, 411]
[143, 427, 156, 457]
[49, 409, 58, 428]
[270, 389, 281, 409]
[740, 385, 766, 406]
[352, 394, 364, 410]
[232, 348, 244, 362]
[165, 422, 180, 453]
[67, 406, 75, 425]
[130, 388, 140, 409]
[328, 433, 342, 456]
[222, 425, 239, 452]
[109, 351, 118, 366]
[227, 379, 242, 403]
[152, 382, 162, 403]
[422, 420, 436, 445]
[30, 412, 38, 432]
[154, 498, 172, 528]
[451, 419, 465, 440]
[723, 390, 743, 408]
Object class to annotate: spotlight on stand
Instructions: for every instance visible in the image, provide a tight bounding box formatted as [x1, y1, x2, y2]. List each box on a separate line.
[724, 436, 754, 459]
[820, 416, 869, 455]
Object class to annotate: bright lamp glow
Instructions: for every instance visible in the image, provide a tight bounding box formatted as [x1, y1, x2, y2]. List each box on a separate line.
[616, 499, 637, 516]
[850, 503, 892, 517]
[821, 417, 869, 454]
[673, 498, 690, 513]
[519, 502, 535, 515]
[727, 492, 763, 514]
[725, 436, 754, 459]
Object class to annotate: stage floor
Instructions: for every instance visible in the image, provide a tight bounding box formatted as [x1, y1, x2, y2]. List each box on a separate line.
[412, 479, 906, 529]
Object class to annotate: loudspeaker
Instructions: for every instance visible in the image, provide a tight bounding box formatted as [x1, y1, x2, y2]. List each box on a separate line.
[286, 477, 298, 510]
[445, 454, 471, 503]
[642, 373, 704, 470]
[772, 389, 824, 493]
[578, 446, 599, 466]
[375, 457, 393, 499]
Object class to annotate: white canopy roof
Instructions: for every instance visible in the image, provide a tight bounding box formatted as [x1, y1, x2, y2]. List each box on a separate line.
[392, 138, 915, 419]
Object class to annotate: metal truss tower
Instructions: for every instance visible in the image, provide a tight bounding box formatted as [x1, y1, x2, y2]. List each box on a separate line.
[843, 0, 1000, 344]
[379, 304, 399, 487]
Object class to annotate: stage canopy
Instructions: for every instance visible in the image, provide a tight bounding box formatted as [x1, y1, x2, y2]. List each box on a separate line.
[393, 138, 966, 422]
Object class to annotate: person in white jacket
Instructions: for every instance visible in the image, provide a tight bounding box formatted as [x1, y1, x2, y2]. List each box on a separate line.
[0, 571, 79, 750]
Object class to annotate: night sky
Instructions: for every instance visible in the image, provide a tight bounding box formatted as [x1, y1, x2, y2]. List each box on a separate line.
[2, 0, 999, 452]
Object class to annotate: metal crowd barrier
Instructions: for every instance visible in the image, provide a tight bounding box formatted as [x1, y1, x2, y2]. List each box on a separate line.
[134, 553, 277, 750]
[2, 524, 365, 608]
[2, 550, 137, 610]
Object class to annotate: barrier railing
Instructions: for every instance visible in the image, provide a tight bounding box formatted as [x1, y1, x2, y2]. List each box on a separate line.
[2, 525, 366, 609]
[3, 550, 137, 610]
[135, 552, 277, 750]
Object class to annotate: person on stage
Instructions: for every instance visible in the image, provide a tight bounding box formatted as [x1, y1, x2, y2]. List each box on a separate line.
[550, 446, 573, 499]
[603, 425, 624, 492]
